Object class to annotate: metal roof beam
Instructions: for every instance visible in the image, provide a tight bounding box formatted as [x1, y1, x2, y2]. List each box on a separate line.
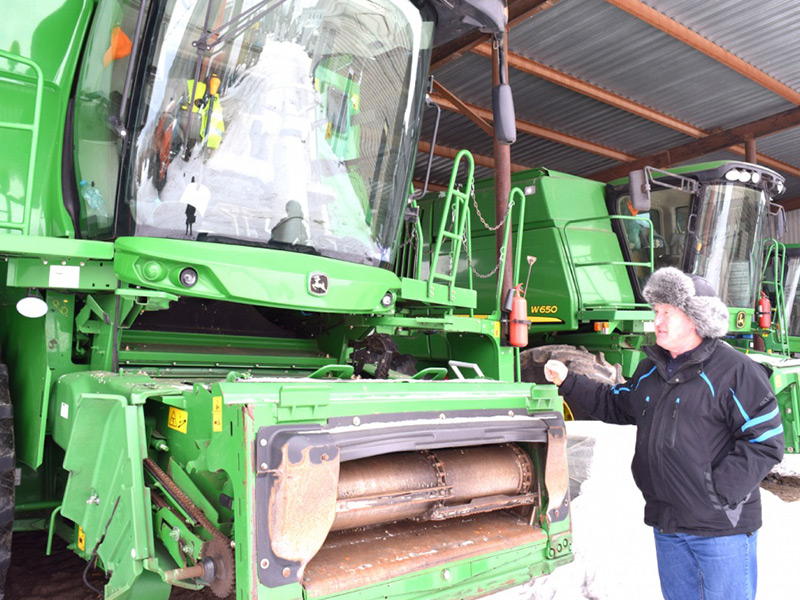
[430, 0, 562, 71]
[431, 80, 494, 137]
[603, 0, 800, 105]
[430, 93, 636, 162]
[472, 43, 800, 178]
[474, 42, 706, 137]
[590, 105, 800, 181]
[777, 196, 800, 212]
[418, 141, 532, 172]
[413, 179, 448, 193]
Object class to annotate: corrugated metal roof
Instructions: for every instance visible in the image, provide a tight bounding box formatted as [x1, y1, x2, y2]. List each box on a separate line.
[508, 0, 795, 129]
[646, 0, 800, 89]
[784, 208, 800, 244]
[418, 0, 800, 205]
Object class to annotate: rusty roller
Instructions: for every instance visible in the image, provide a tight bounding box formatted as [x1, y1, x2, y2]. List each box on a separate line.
[331, 443, 534, 531]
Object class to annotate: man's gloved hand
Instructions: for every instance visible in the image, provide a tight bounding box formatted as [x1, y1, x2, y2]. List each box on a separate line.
[544, 360, 568, 386]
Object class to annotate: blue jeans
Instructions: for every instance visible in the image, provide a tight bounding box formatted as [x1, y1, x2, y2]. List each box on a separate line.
[653, 529, 757, 600]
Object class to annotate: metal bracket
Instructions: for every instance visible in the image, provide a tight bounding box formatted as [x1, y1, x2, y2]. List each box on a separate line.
[544, 421, 569, 524]
[448, 360, 485, 379]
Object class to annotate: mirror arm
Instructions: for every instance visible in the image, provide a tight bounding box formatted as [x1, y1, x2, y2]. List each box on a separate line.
[412, 77, 441, 200]
[111, 0, 151, 138]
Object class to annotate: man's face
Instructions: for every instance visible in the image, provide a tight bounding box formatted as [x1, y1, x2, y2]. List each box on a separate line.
[653, 303, 702, 357]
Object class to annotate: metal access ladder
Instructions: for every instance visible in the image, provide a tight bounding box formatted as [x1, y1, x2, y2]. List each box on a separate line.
[427, 149, 474, 301]
[0, 49, 43, 236]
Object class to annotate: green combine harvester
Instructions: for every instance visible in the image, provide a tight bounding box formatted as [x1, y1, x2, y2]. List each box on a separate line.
[453, 161, 798, 453]
[0, 0, 573, 598]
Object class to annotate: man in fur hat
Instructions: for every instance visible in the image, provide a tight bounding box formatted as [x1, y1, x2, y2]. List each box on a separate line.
[544, 267, 784, 600]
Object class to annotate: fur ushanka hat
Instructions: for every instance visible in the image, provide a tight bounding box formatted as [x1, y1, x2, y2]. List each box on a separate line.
[642, 267, 729, 338]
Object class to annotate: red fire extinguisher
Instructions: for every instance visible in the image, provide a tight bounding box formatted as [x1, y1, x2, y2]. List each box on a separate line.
[509, 284, 528, 348]
[757, 291, 771, 329]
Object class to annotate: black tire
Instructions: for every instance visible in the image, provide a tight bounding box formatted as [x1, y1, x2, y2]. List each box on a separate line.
[0, 362, 15, 597]
[520, 344, 623, 419]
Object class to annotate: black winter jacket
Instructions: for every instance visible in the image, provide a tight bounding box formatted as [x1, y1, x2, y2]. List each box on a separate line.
[560, 339, 784, 536]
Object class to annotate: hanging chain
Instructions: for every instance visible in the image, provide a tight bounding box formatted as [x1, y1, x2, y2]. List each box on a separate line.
[470, 184, 513, 232]
[396, 222, 418, 251]
[401, 184, 515, 279]
[462, 193, 515, 279]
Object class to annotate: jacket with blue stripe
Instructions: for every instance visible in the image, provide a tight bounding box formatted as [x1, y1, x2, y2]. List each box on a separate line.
[560, 338, 784, 536]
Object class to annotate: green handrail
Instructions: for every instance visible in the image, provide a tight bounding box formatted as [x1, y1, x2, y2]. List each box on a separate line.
[0, 49, 43, 236]
[489, 187, 526, 321]
[427, 149, 474, 300]
[762, 239, 789, 355]
[561, 214, 654, 312]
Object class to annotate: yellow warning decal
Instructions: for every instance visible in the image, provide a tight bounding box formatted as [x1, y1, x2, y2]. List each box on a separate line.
[78, 526, 86, 552]
[529, 316, 564, 324]
[212, 396, 223, 432]
[168, 406, 188, 434]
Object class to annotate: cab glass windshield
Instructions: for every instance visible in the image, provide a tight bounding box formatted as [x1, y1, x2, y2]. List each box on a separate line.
[780, 254, 800, 337]
[75, 0, 434, 267]
[687, 183, 769, 308]
[617, 181, 769, 309]
[617, 187, 691, 290]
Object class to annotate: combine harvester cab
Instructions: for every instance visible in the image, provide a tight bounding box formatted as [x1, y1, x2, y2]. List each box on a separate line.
[0, 0, 572, 598]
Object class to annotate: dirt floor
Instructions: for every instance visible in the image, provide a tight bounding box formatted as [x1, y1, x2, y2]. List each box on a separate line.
[4, 531, 216, 600]
[761, 472, 800, 502]
[4, 474, 800, 599]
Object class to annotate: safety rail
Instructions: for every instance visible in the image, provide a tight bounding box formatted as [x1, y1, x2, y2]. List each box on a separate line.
[561, 214, 654, 312]
[393, 197, 424, 281]
[480, 186, 526, 320]
[762, 239, 790, 356]
[426, 149, 474, 300]
[0, 50, 43, 236]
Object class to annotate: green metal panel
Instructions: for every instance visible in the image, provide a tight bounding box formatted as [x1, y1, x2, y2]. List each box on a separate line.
[0, 0, 94, 239]
[765, 363, 800, 454]
[5, 256, 117, 291]
[114, 237, 401, 314]
[0, 282, 52, 468]
[0, 50, 43, 235]
[399, 277, 477, 308]
[118, 330, 332, 372]
[59, 391, 161, 598]
[0, 235, 113, 260]
[461, 168, 638, 328]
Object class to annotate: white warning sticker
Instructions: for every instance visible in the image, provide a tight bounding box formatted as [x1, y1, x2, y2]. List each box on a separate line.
[49, 265, 81, 288]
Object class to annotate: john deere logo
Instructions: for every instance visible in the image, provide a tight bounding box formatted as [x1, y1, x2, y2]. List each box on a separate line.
[309, 273, 329, 296]
[736, 311, 746, 328]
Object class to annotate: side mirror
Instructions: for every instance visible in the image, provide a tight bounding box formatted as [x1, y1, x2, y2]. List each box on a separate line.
[493, 83, 516, 145]
[629, 169, 651, 212]
[463, 0, 507, 34]
[770, 204, 787, 239]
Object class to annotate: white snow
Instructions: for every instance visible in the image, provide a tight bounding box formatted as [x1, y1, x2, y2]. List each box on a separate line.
[488, 420, 800, 600]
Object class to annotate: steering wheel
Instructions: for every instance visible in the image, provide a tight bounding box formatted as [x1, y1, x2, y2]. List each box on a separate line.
[651, 234, 667, 249]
